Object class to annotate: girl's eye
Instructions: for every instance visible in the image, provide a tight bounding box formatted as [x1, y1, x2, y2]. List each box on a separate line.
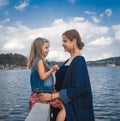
[63, 39, 67, 42]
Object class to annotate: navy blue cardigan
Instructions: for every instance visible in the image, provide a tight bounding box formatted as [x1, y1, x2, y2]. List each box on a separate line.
[59, 56, 95, 121]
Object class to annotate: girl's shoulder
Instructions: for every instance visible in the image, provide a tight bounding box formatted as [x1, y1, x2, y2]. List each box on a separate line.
[35, 57, 41, 61]
[34, 57, 42, 65]
[35, 57, 43, 62]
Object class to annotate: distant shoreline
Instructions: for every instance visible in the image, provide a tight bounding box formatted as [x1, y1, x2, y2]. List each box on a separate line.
[0, 65, 120, 70]
[0, 53, 120, 69]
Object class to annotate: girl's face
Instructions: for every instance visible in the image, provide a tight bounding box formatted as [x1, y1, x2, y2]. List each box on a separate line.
[42, 42, 49, 57]
[62, 35, 74, 52]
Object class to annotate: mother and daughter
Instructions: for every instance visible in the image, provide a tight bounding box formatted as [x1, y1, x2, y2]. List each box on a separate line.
[27, 29, 95, 121]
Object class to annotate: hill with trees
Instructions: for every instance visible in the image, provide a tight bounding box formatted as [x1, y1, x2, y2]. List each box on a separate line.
[87, 56, 120, 67]
[0, 53, 27, 69]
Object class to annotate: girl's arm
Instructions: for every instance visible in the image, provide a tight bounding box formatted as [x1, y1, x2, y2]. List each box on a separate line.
[37, 60, 58, 80]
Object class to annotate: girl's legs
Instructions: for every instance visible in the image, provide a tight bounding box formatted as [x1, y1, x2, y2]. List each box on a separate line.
[56, 104, 66, 121]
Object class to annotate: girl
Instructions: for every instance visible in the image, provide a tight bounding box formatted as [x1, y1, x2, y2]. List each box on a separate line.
[28, 37, 65, 121]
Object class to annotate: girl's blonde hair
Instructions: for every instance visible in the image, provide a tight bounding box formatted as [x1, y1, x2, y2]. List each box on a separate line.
[28, 37, 49, 70]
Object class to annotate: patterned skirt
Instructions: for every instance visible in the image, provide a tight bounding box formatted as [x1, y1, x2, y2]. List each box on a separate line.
[29, 92, 62, 111]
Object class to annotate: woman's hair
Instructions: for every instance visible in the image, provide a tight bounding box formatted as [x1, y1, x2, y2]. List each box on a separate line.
[62, 29, 84, 50]
[28, 37, 49, 69]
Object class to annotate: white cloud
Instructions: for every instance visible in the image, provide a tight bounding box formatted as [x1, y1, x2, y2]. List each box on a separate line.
[85, 9, 112, 24]
[0, 16, 119, 61]
[89, 25, 109, 35]
[105, 9, 112, 17]
[53, 19, 65, 25]
[112, 24, 120, 42]
[0, 0, 9, 8]
[92, 16, 101, 23]
[85, 11, 96, 15]
[0, 18, 10, 25]
[0, 23, 31, 55]
[46, 50, 69, 62]
[14, 1, 29, 11]
[68, 0, 76, 4]
[85, 10, 100, 23]
[3, 41, 24, 50]
[99, 9, 112, 19]
[72, 17, 85, 22]
[88, 37, 113, 46]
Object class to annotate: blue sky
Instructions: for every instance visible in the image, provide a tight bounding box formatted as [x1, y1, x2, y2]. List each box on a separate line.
[0, 0, 120, 61]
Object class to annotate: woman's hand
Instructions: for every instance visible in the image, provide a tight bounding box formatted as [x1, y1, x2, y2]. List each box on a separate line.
[50, 99, 63, 108]
[38, 93, 51, 101]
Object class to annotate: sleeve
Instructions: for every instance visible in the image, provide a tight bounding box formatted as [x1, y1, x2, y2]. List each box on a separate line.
[59, 57, 88, 104]
[59, 89, 71, 104]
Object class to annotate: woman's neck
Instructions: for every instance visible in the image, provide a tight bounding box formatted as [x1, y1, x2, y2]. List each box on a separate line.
[65, 50, 81, 66]
[70, 49, 81, 58]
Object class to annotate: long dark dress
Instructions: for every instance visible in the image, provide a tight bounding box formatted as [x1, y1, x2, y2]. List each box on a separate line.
[53, 56, 95, 121]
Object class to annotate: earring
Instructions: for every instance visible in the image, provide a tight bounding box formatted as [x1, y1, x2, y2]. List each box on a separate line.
[71, 46, 75, 53]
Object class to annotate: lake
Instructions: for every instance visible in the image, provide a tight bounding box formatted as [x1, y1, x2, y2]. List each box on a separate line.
[0, 67, 120, 121]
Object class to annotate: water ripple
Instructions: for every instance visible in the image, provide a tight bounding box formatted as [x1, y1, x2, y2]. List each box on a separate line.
[0, 67, 120, 121]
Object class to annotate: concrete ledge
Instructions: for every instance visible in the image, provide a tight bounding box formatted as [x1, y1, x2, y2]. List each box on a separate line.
[25, 103, 50, 121]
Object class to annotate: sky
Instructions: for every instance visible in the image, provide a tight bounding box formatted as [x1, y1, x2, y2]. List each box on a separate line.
[0, 0, 120, 61]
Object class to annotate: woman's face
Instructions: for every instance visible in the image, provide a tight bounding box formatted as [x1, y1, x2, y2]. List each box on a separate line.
[62, 35, 74, 52]
[42, 42, 49, 57]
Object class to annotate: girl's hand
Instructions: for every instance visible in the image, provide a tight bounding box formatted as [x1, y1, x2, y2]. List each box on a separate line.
[38, 93, 51, 101]
[51, 64, 59, 71]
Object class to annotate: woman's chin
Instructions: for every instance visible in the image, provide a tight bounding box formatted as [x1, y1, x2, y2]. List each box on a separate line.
[64, 48, 67, 52]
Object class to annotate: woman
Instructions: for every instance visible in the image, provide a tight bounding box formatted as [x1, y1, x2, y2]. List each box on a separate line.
[39, 29, 95, 121]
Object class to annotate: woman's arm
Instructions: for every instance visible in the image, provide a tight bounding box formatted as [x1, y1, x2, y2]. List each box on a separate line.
[37, 60, 58, 80]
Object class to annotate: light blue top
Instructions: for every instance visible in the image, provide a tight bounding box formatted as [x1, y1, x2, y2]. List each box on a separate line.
[30, 57, 54, 93]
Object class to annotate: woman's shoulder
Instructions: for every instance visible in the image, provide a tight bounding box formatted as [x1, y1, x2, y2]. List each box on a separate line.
[73, 55, 86, 63]
[71, 56, 87, 69]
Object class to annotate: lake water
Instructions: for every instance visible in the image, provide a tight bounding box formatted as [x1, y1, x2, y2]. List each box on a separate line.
[0, 67, 120, 121]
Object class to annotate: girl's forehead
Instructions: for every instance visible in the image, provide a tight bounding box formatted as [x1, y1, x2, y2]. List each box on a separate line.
[43, 42, 49, 46]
